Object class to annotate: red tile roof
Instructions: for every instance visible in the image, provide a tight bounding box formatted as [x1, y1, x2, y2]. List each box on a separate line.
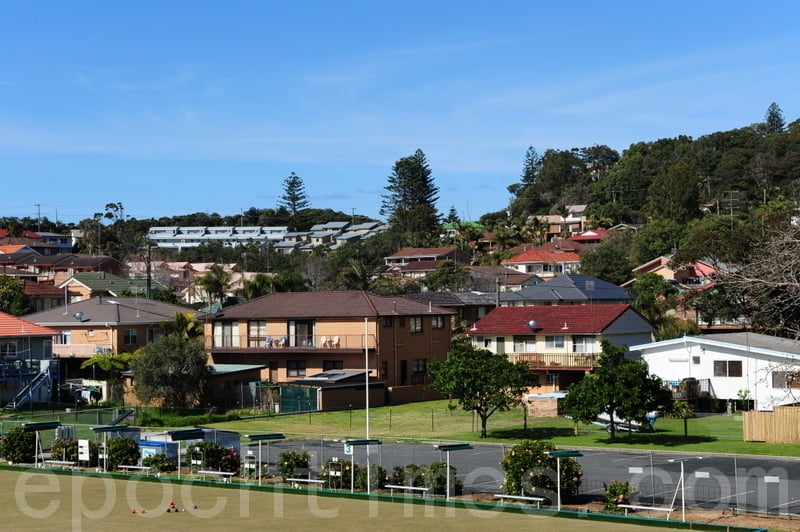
[466, 304, 633, 335]
[0, 311, 58, 338]
[503, 248, 581, 264]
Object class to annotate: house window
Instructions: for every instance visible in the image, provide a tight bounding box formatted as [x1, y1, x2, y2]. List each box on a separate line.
[383, 316, 393, 327]
[323, 360, 343, 371]
[87, 329, 95, 337]
[713, 360, 743, 377]
[479, 336, 492, 348]
[249, 320, 267, 347]
[410, 316, 423, 333]
[513, 336, 537, 353]
[772, 372, 790, 388]
[432, 315, 445, 329]
[545, 335, 565, 349]
[123, 329, 138, 345]
[0, 340, 17, 357]
[692, 356, 700, 365]
[546, 373, 559, 385]
[148, 328, 163, 342]
[572, 336, 592, 353]
[413, 359, 427, 374]
[43, 340, 52, 359]
[56, 331, 71, 345]
[287, 360, 306, 377]
[381, 361, 388, 377]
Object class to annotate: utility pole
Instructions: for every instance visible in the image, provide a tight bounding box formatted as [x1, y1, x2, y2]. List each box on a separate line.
[35, 203, 41, 232]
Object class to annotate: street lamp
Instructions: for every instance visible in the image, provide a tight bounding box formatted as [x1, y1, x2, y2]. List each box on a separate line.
[547, 450, 583, 511]
[247, 433, 285, 485]
[667, 456, 703, 522]
[435, 443, 473, 500]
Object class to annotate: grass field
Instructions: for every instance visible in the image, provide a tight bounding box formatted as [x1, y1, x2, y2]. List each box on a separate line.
[0, 468, 723, 532]
[203, 400, 800, 457]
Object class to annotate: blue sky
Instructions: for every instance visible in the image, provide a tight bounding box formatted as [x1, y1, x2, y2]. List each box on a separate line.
[2, 1, 799, 226]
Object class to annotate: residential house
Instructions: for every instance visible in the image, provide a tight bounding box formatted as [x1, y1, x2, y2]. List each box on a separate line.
[464, 265, 539, 292]
[25, 297, 204, 385]
[529, 204, 587, 241]
[466, 304, 654, 394]
[499, 274, 633, 307]
[631, 332, 800, 412]
[407, 290, 497, 330]
[204, 291, 454, 405]
[0, 311, 59, 406]
[147, 226, 289, 251]
[501, 247, 581, 279]
[58, 271, 153, 301]
[384, 247, 471, 268]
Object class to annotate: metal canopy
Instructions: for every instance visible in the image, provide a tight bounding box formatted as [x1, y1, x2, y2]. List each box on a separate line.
[247, 433, 286, 442]
[436, 443, 473, 452]
[91, 424, 129, 433]
[168, 428, 205, 441]
[547, 450, 583, 458]
[23, 421, 61, 432]
[345, 438, 381, 446]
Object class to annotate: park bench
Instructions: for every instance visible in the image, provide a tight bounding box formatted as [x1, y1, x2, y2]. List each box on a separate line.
[44, 460, 76, 470]
[198, 470, 236, 483]
[118, 465, 153, 475]
[286, 478, 326, 489]
[385, 484, 430, 497]
[617, 503, 674, 519]
[494, 493, 546, 508]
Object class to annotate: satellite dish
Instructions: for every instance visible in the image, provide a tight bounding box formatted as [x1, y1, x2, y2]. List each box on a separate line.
[527, 320, 538, 330]
[73, 312, 84, 321]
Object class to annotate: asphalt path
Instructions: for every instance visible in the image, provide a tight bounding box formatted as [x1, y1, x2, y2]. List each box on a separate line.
[246, 439, 800, 515]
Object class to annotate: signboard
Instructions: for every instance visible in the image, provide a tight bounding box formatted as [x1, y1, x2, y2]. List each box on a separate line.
[344, 443, 353, 455]
[78, 439, 90, 462]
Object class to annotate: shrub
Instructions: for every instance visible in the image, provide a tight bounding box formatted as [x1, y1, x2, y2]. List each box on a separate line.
[50, 438, 99, 467]
[604, 480, 634, 512]
[142, 453, 176, 472]
[278, 450, 309, 481]
[354, 463, 387, 491]
[106, 437, 140, 470]
[389, 463, 427, 488]
[189, 441, 240, 473]
[0, 427, 35, 464]
[500, 440, 582, 501]
[426, 461, 462, 496]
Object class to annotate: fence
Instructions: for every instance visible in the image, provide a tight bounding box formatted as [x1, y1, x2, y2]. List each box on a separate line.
[743, 407, 800, 443]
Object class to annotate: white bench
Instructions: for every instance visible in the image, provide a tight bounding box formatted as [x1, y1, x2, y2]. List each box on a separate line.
[494, 493, 545, 508]
[286, 478, 326, 489]
[118, 465, 152, 473]
[617, 504, 674, 519]
[44, 460, 76, 470]
[198, 470, 236, 483]
[385, 484, 430, 497]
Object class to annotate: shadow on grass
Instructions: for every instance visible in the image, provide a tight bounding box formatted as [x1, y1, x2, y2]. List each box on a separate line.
[489, 427, 577, 439]
[595, 433, 718, 446]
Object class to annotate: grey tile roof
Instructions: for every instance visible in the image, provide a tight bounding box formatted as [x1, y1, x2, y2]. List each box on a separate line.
[24, 296, 202, 326]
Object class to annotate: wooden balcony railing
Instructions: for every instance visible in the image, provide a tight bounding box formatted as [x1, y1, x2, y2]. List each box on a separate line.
[507, 352, 598, 369]
[207, 333, 377, 351]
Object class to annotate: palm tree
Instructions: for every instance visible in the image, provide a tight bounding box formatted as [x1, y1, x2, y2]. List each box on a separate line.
[197, 264, 231, 308]
[237, 273, 274, 300]
[80, 351, 138, 403]
[160, 312, 204, 340]
[340, 259, 371, 291]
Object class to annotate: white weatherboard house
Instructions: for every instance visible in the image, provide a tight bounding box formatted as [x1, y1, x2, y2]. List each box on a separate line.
[630, 333, 800, 411]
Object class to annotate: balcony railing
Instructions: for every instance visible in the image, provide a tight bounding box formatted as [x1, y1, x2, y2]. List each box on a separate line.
[52, 344, 114, 358]
[207, 333, 377, 351]
[507, 352, 599, 369]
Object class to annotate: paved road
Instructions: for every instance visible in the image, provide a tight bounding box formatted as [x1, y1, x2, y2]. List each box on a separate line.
[245, 439, 800, 515]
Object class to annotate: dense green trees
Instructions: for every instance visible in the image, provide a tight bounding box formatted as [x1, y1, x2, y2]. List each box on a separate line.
[562, 340, 671, 440]
[380, 149, 440, 247]
[429, 339, 531, 438]
[131, 335, 210, 407]
[0, 275, 30, 316]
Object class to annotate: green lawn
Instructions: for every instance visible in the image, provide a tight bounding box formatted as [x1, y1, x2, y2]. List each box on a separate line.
[207, 400, 800, 457]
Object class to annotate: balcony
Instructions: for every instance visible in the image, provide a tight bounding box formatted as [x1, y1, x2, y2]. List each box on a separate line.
[507, 352, 598, 369]
[206, 333, 377, 352]
[52, 344, 114, 358]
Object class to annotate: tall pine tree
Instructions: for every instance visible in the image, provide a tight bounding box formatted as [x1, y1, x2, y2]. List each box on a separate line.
[278, 172, 310, 229]
[380, 149, 440, 246]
